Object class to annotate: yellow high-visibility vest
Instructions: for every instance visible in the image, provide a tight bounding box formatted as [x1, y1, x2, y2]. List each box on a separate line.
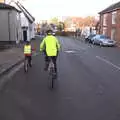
[24, 45, 31, 54]
[40, 35, 60, 56]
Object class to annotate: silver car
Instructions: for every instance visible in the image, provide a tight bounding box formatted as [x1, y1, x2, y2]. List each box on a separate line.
[92, 35, 116, 46]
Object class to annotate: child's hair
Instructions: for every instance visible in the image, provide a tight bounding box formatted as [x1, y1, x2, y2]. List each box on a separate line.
[25, 41, 30, 44]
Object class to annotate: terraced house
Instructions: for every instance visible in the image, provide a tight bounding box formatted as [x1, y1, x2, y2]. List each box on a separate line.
[0, 3, 22, 44]
[99, 1, 120, 45]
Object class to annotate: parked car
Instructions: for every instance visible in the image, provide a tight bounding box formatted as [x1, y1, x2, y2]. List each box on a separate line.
[92, 35, 116, 46]
[52, 32, 56, 36]
[85, 34, 96, 43]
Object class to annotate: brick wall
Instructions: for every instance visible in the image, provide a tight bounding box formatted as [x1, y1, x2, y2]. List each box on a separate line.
[100, 15, 103, 34]
[107, 13, 112, 37]
[116, 10, 120, 45]
[100, 9, 120, 45]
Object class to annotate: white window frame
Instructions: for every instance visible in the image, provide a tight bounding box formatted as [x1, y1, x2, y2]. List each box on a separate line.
[103, 27, 107, 35]
[16, 13, 20, 21]
[111, 28, 116, 40]
[103, 14, 108, 26]
[112, 11, 117, 24]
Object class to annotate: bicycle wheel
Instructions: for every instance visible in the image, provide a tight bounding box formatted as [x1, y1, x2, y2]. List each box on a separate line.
[49, 67, 55, 89]
[24, 58, 28, 72]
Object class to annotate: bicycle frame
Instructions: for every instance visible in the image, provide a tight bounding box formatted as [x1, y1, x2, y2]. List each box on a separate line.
[48, 58, 56, 89]
[48, 59, 54, 72]
[24, 57, 29, 72]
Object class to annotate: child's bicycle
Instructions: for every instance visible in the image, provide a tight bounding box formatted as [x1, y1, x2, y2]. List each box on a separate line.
[48, 58, 57, 89]
[24, 49, 35, 73]
[24, 56, 32, 72]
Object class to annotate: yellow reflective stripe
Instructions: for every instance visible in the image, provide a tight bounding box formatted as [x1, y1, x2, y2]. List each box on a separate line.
[24, 46, 31, 54]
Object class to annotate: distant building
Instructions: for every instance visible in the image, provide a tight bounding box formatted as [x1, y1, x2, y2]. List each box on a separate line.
[65, 23, 76, 32]
[0, 0, 5, 3]
[63, 16, 83, 32]
[36, 23, 40, 33]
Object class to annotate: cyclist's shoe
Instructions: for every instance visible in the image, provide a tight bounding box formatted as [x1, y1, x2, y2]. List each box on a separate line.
[55, 68, 57, 74]
[44, 63, 49, 71]
[53, 71, 57, 78]
[29, 62, 32, 67]
[44, 66, 48, 71]
[44, 67, 48, 71]
[29, 64, 32, 67]
[53, 73, 57, 79]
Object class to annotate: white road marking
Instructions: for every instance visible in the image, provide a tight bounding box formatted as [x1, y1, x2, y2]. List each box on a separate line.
[96, 56, 120, 71]
[64, 50, 75, 53]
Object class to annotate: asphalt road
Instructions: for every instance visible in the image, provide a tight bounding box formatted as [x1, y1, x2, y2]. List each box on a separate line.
[0, 36, 120, 120]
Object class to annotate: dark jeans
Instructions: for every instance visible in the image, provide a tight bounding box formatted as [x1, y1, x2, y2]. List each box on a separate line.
[44, 55, 58, 72]
[25, 56, 32, 67]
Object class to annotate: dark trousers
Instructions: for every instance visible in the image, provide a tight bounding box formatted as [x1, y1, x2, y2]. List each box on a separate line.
[25, 56, 32, 67]
[44, 55, 58, 72]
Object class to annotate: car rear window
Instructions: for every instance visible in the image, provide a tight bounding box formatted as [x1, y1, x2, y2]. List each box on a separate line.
[100, 35, 110, 39]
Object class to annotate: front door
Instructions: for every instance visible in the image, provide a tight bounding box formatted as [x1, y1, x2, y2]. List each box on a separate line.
[23, 30, 27, 41]
[111, 28, 116, 40]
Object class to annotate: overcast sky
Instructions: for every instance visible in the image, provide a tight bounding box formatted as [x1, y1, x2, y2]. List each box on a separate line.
[21, 0, 120, 21]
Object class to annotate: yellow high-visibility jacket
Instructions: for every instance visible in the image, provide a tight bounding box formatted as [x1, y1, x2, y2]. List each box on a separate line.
[40, 35, 60, 56]
[24, 45, 32, 54]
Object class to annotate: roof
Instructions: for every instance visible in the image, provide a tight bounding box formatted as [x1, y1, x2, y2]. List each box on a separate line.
[15, 1, 35, 23]
[99, 1, 120, 14]
[0, 3, 21, 12]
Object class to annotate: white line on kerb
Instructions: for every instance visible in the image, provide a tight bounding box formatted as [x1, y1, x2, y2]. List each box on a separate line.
[0, 63, 24, 90]
[96, 56, 120, 71]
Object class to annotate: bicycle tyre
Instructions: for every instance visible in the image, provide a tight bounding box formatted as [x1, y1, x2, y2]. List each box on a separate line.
[49, 68, 55, 89]
[24, 59, 28, 72]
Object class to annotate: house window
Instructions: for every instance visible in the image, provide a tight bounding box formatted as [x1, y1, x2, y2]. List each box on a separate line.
[16, 13, 20, 21]
[103, 27, 107, 35]
[111, 28, 116, 40]
[103, 14, 108, 26]
[112, 11, 117, 24]
[29, 25, 32, 31]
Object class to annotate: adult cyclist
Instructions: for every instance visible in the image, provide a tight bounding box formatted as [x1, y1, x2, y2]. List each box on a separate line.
[40, 30, 60, 74]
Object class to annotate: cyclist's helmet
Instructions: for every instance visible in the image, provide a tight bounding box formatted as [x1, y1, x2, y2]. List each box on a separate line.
[26, 41, 30, 45]
[46, 29, 53, 35]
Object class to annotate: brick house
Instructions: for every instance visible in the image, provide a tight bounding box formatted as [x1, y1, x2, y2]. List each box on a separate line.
[99, 1, 120, 45]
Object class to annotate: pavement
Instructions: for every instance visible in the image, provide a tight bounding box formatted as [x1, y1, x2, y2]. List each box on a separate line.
[0, 47, 24, 77]
[0, 39, 40, 77]
[0, 36, 120, 120]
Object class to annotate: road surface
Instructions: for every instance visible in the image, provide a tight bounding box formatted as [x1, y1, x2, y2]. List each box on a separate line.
[0, 37, 120, 120]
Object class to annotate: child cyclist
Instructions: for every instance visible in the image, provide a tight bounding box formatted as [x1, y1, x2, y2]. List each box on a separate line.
[24, 41, 35, 67]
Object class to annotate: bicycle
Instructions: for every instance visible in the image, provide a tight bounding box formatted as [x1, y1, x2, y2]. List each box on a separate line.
[24, 57, 29, 72]
[24, 56, 32, 72]
[48, 58, 57, 89]
[24, 49, 35, 72]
